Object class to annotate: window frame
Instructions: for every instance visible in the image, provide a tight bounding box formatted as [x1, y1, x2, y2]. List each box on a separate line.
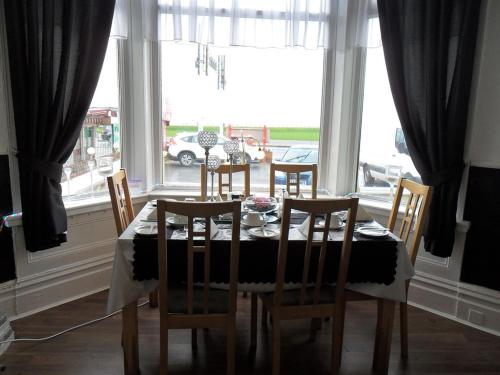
[58, 0, 386, 211]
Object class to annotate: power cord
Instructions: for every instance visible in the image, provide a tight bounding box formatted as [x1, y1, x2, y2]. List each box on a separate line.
[0, 300, 150, 345]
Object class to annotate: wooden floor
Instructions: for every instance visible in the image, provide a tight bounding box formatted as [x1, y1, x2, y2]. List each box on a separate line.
[2, 291, 500, 375]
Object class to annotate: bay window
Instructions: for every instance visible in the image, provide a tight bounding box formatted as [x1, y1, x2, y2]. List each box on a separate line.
[58, 0, 391, 208]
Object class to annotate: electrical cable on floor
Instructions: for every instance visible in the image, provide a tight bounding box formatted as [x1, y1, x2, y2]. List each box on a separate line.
[0, 300, 150, 345]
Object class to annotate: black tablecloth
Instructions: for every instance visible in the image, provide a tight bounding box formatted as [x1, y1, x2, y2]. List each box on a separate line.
[132, 219, 399, 286]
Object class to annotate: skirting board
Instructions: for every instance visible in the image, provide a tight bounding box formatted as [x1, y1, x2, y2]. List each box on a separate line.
[0, 253, 114, 321]
[409, 270, 500, 337]
[0, 315, 13, 357]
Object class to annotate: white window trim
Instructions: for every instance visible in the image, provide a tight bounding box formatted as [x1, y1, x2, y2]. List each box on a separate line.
[319, 0, 368, 197]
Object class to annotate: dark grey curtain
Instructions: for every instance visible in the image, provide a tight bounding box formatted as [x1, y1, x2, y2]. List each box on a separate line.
[4, 0, 115, 251]
[377, 0, 482, 257]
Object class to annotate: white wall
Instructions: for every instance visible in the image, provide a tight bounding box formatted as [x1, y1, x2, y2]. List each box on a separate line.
[467, 0, 500, 168]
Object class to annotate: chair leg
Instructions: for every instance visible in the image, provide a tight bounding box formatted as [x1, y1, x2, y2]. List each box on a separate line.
[160, 324, 168, 375]
[250, 293, 258, 348]
[400, 302, 408, 359]
[332, 309, 345, 375]
[261, 303, 268, 327]
[272, 312, 281, 375]
[227, 318, 236, 375]
[149, 288, 158, 308]
[192, 329, 198, 350]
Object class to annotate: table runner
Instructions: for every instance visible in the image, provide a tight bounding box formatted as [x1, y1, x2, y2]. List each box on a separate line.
[132, 223, 399, 286]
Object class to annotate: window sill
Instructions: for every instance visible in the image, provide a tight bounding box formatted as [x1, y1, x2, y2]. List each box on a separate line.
[7, 188, 469, 233]
[359, 197, 470, 233]
[5, 193, 150, 227]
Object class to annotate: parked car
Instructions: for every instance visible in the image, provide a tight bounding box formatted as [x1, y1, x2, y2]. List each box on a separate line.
[274, 144, 318, 186]
[359, 128, 421, 186]
[167, 132, 265, 167]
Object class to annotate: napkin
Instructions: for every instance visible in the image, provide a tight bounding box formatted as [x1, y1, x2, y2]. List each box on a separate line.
[297, 215, 312, 238]
[209, 218, 219, 238]
[146, 207, 157, 222]
[145, 199, 178, 221]
[355, 205, 373, 222]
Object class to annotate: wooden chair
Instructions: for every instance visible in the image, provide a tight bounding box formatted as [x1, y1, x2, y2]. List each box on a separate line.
[107, 169, 158, 308]
[347, 177, 431, 359]
[250, 197, 358, 375]
[388, 178, 431, 358]
[200, 163, 251, 201]
[270, 163, 318, 199]
[157, 200, 241, 375]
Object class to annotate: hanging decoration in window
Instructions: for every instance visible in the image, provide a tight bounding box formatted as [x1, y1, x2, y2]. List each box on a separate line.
[195, 43, 226, 90]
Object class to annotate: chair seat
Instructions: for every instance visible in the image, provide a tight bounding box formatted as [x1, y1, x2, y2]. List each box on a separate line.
[168, 286, 229, 314]
[260, 285, 337, 307]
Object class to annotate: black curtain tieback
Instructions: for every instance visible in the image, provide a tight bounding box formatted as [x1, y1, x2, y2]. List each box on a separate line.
[16, 153, 63, 182]
[421, 164, 464, 187]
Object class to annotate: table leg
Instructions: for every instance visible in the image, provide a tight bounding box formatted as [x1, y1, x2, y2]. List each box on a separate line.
[372, 298, 395, 374]
[122, 301, 140, 375]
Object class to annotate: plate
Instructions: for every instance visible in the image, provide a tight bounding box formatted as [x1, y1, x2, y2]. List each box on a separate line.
[247, 227, 280, 239]
[356, 226, 390, 238]
[134, 224, 158, 236]
[317, 220, 345, 230]
[166, 216, 188, 227]
[265, 214, 279, 223]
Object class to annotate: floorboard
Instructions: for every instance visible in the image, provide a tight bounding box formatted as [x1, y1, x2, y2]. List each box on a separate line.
[2, 291, 500, 374]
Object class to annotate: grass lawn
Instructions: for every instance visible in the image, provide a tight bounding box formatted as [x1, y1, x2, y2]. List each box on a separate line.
[165, 125, 219, 138]
[166, 125, 319, 142]
[270, 127, 319, 141]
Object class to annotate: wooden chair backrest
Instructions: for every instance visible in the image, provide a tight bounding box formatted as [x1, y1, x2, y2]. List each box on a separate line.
[107, 168, 135, 236]
[274, 197, 358, 307]
[387, 178, 432, 265]
[270, 163, 318, 199]
[157, 200, 241, 316]
[200, 163, 250, 201]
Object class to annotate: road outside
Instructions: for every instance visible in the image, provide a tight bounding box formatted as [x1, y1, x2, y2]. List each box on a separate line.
[163, 138, 395, 199]
[163, 144, 292, 188]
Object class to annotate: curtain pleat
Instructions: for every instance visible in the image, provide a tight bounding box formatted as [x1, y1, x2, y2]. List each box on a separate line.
[377, 0, 482, 257]
[4, 0, 116, 251]
[156, 0, 330, 48]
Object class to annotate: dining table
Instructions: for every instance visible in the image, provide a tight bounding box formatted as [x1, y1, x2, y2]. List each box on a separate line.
[107, 200, 414, 375]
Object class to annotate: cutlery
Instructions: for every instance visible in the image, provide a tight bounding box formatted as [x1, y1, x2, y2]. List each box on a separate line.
[260, 223, 268, 237]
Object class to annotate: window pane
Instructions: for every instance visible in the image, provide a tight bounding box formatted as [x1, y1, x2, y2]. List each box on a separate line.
[61, 39, 121, 199]
[357, 18, 420, 201]
[161, 43, 323, 195]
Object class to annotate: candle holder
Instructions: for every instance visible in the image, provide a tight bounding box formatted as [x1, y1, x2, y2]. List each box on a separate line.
[63, 164, 72, 197]
[198, 131, 218, 197]
[223, 140, 239, 192]
[207, 155, 221, 201]
[86, 147, 96, 197]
